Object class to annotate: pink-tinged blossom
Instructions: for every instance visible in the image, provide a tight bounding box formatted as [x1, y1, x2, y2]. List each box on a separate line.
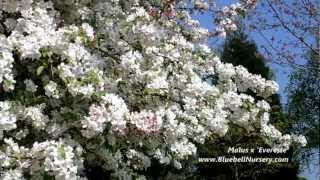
[129, 110, 163, 134]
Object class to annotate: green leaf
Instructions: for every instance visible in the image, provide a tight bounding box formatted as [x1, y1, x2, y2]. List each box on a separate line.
[58, 145, 66, 159]
[37, 66, 45, 76]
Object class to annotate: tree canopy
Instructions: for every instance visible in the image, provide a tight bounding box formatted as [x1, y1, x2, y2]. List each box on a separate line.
[0, 0, 307, 179]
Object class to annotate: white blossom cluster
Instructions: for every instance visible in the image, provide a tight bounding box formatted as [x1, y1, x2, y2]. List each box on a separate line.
[129, 110, 163, 134]
[0, 101, 17, 139]
[23, 103, 49, 130]
[126, 149, 151, 170]
[0, 35, 15, 91]
[214, 0, 258, 37]
[0, 0, 306, 179]
[81, 93, 128, 137]
[0, 138, 85, 180]
[24, 79, 38, 93]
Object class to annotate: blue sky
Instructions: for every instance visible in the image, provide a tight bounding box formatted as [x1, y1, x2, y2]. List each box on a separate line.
[192, 4, 291, 103]
[192, 1, 319, 179]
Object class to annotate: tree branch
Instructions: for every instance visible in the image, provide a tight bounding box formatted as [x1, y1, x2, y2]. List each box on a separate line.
[265, 0, 318, 55]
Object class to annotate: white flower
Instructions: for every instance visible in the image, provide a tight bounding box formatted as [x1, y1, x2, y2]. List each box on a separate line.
[82, 94, 128, 137]
[0, 101, 17, 136]
[126, 149, 151, 170]
[256, 100, 271, 111]
[24, 79, 38, 92]
[81, 23, 94, 40]
[23, 104, 49, 130]
[8, 2, 59, 59]
[101, 94, 128, 133]
[292, 135, 307, 147]
[154, 148, 171, 165]
[126, 7, 149, 22]
[173, 159, 182, 169]
[197, 44, 211, 54]
[194, 0, 209, 10]
[0, 36, 15, 91]
[200, 107, 229, 137]
[31, 140, 84, 180]
[147, 74, 169, 90]
[120, 51, 142, 71]
[1, 169, 25, 180]
[44, 81, 60, 98]
[216, 63, 236, 81]
[129, 110, 163, 134]
[261, 124, 282, 139]
[81, 104, 108, 137]
[75, 84, 95, 97]
[170, 138, 197, 159]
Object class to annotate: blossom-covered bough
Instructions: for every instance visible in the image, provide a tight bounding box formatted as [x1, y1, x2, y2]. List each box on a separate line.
[0, 0, 306, 179]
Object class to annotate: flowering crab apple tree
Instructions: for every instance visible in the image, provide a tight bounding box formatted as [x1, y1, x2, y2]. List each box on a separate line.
[0, 0, 306, 179]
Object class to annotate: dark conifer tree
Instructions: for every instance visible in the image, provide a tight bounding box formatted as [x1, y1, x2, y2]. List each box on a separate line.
[196, 29, 300, 180]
